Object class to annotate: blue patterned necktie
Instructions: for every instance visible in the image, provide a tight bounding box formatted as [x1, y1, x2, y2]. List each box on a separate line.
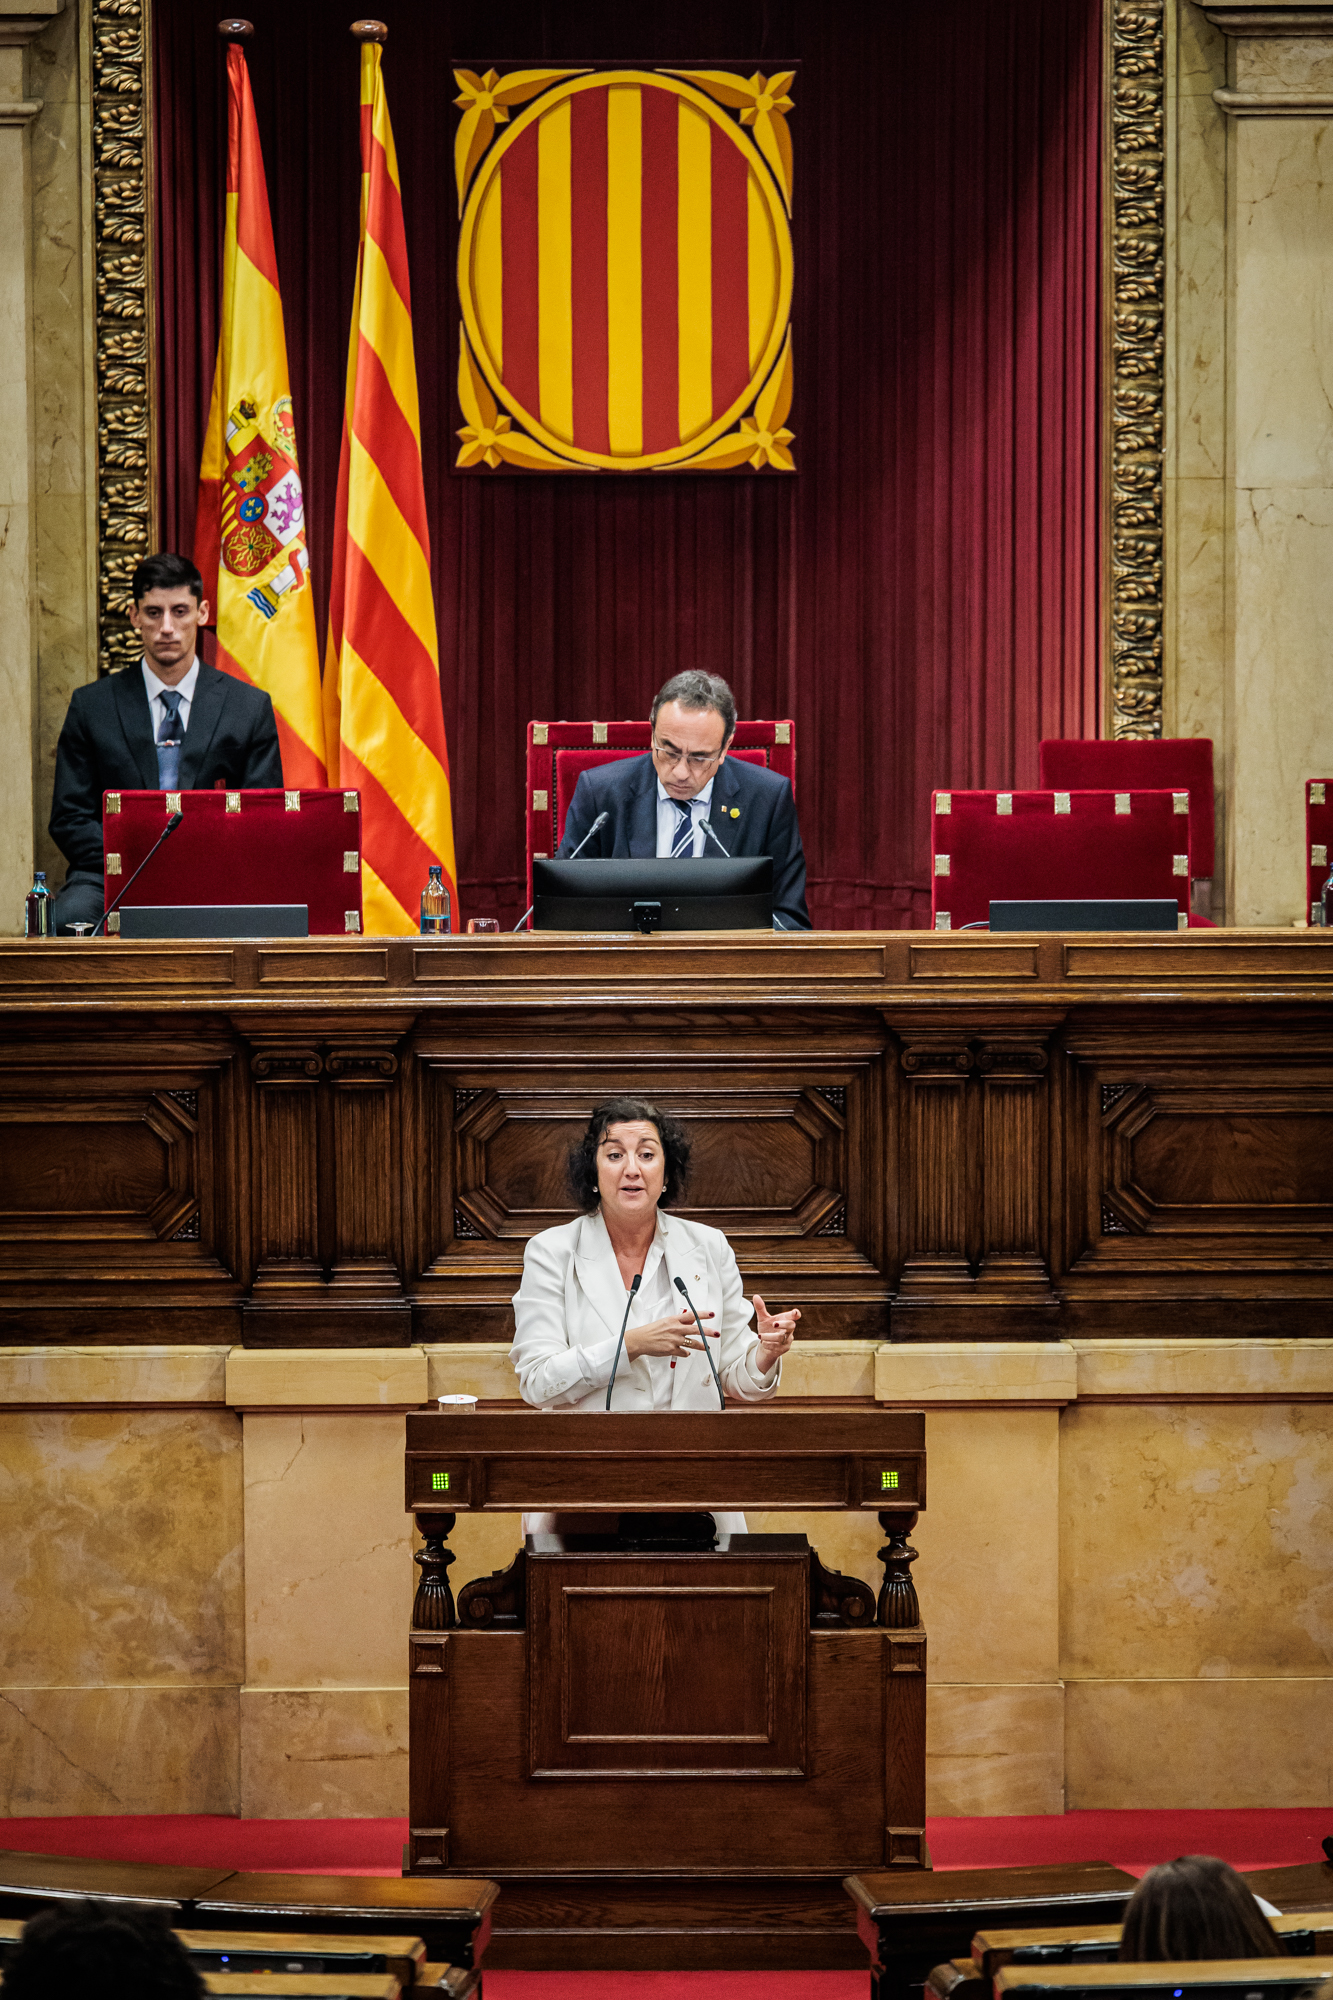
[156, 689, 183, 790]
[670, 799, 696, 858]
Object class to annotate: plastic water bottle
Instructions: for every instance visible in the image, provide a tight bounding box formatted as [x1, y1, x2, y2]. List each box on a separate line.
[24, 870, 52, 938]
[420, 864, 451, 936]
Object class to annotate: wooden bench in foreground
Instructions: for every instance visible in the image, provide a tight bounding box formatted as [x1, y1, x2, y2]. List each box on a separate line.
[845, 1864, 1140, 2000]
[994, 1960, 1333, 1998]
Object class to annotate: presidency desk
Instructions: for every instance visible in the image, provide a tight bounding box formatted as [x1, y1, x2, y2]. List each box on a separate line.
[0, 928, 1329, 1346]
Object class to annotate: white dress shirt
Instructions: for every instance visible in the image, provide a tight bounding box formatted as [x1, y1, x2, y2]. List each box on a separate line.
[142, 657, 200, 740]
[655, 775, 715, 858]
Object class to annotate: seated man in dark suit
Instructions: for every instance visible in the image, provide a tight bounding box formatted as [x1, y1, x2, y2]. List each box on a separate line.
[557, 671, 810, 929]
[49, 552, 284, 931]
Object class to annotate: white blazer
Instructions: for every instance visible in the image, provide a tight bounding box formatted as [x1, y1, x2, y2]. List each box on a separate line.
[509, 1207, 781, 1413]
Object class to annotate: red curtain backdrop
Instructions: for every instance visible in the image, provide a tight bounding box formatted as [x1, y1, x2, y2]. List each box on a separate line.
[154, 0, 1101, 930]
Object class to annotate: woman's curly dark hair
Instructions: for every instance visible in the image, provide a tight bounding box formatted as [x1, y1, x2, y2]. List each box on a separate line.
[3, 1900, 206, 2000]
[567, 1096, 691, 1212]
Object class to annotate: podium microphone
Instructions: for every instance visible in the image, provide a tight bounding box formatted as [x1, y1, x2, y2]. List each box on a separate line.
[674, 1274, 726, 1410]
[514, 811, 610, 931]
[92, 810, 184, 937]
[605, 1270, 642, 1409]
[697, 817, 731, 858]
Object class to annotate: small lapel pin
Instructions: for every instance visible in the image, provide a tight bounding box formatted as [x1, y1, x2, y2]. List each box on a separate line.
[729, 807, 740, 819]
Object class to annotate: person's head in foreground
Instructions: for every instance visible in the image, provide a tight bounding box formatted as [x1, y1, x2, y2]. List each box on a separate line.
[1118, 1855, 1286, 1961]
[567, 1095, 691, 1227]
[3, 1898, 206, 2000]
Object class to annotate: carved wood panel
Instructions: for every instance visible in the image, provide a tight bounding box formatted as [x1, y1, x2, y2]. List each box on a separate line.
[410, 1019, 891, 1341]
[0, 1030, 245, 1340]
[1103, 1085, 1333, 1233]
[1060, 1024, 1333, 1330]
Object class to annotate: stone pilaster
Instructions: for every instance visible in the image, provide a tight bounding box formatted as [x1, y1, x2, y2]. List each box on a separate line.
[1205, 1, 1333, 923]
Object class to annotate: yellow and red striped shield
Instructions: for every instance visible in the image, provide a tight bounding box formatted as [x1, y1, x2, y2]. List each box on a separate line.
[455, 69, 795, 473]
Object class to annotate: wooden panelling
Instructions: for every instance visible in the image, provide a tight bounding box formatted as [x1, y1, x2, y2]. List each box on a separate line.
[0, 936, 1331, 1343]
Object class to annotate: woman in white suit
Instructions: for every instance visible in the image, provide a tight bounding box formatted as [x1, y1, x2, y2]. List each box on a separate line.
[510, 1096, 801, 1532]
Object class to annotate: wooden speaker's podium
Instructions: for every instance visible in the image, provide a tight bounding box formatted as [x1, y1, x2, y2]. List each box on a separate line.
[402, 1409, 928, 1968]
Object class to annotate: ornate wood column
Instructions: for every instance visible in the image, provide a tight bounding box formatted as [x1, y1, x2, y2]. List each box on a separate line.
[892, 1030, 977, 1324]
[973, 1027, 1061, 1326]
[239, 1017, 412, 1343]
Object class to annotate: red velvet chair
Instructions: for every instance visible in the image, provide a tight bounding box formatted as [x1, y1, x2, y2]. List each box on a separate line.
[525, 718, 796, 912]
[1306, 780, 1333, 923]
[1039, 738, 1214, 914]
[930, 788, 1192, 931]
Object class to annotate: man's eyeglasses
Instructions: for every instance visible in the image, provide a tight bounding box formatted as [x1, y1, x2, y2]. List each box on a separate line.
[652, 736, 725, 774]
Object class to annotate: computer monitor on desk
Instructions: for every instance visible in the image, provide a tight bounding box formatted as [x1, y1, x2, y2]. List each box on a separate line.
[532, 857, 773, 933]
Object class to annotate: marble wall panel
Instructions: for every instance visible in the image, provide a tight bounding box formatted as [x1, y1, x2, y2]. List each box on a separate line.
[0, 1686, 238, 1815]
[0, 1408, 243, 1686]
[915, 1409, 1061, 1688]
[243, 1413, 414, 1689]
[926, 1684, 1065, 1818]
[239, 1687, 407, 1818]
[1060, 1402, 1333, 1681]
[1066, 1677, 1333, 1809]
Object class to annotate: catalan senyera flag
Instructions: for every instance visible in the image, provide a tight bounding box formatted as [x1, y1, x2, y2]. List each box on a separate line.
[323, 37, 456, 934]
[454, 69, 795, 474]
[194, 40, 326, 788]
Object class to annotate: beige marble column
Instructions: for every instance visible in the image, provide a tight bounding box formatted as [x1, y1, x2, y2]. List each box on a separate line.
[1206, 3, 1333, 922]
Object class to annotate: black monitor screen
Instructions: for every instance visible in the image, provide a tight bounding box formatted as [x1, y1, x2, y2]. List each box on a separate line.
[533, 857, 773, 932]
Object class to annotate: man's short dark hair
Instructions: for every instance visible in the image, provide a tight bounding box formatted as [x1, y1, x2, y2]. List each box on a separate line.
[132, 553, 203, 603]
[567, 1095, 692, 1212]
[650, 672, 737, 744]
[3, 1899, 206, 2000]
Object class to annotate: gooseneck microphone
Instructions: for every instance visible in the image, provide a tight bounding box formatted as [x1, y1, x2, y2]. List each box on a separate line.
[605, 1270, 642, 1409]
[93, 810, 185, 937]
[674, 1274, 726, 1410]
[513, 810, 610, 930]
[697, 817, 731, 858]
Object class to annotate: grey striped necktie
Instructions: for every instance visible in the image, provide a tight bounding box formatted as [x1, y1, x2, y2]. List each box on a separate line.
[156, 689, 183, 790]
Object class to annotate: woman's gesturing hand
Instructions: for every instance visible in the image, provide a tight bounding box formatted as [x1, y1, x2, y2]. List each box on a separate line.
[753, 1293, 800, 1372]
[623, 1308, 714, 1359]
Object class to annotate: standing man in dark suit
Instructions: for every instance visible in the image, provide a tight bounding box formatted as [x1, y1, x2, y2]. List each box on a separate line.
[557, 671, 810, 929]
[49, 553, 284, 931]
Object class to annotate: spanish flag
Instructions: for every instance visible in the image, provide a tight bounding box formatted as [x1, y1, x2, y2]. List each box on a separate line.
[194, 36, 326, 789]
[323, 34, 457, 934]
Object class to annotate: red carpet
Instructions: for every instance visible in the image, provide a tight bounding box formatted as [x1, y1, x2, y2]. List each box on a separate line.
[0, 1807, 1326, 1878]
[0, 1810, 1326, 2000]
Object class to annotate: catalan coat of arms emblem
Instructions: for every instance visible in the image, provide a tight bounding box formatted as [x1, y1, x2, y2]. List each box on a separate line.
[454, 66, 795, 473]
[219, 392, 313, 619]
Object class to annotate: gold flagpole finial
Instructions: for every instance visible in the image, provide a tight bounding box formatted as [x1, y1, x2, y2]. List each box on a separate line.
[351, 18, 388, 42]
[217, 18, 254, 42]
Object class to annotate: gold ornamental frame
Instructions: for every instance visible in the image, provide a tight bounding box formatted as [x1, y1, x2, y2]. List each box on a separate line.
[91, 0, 157, 675]
[94, 0, 1165, 737]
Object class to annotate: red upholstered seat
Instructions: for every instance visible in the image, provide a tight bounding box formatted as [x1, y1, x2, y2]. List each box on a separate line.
[525, 719, 795, 909]
[1039, 738, 1215, 881]
[931, 788, 1192, 931]
[1306, 781, 1333, 923]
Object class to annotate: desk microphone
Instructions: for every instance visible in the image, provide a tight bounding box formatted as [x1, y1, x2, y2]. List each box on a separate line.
[605, 1270, 642, 1409]
[674, 1274, 726, 1410]
[93, 810, 184, 937]
[513, 811, 609, 930]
